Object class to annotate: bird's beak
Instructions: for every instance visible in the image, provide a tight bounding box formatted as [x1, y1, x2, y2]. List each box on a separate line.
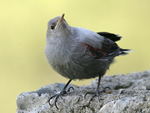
[55, 14, 65, 30]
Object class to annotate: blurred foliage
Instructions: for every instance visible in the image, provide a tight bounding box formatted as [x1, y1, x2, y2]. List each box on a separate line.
[0, 0, 150, 112]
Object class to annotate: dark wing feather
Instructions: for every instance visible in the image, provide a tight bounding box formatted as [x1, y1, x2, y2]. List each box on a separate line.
[97, 32, 121, 42]
[97, 32, 131, 56]
[83, 38, 120, 59]
[101, 38, 120, 59]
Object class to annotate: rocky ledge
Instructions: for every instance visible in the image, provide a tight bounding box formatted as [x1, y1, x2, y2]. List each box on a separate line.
[16, 70, 150, 113]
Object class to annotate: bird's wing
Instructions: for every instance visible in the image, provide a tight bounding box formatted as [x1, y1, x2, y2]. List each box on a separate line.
[82, 34, 120, 59]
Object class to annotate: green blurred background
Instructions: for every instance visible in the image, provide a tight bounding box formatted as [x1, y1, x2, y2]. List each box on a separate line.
[0, 0, 150, 112]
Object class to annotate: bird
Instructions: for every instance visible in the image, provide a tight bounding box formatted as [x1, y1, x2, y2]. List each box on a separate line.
[45, 14, 130, 109]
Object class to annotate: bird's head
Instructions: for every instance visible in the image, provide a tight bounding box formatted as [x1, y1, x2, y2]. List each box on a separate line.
[46, 14, 71, 39]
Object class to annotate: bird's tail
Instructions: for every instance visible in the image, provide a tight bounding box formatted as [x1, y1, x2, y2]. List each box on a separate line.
[117, 48, 132, 56]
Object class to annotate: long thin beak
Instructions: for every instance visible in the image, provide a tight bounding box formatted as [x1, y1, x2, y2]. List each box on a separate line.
[55, 14, 65, 30]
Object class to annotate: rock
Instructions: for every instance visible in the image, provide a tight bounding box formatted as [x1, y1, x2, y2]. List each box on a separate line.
[16, 70, 150, 113]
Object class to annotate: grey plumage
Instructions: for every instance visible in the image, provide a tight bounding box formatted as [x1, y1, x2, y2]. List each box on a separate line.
[45, 14, 130, 109]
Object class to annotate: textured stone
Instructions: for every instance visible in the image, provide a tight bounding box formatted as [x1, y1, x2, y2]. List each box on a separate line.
[16, 70, 150, 113]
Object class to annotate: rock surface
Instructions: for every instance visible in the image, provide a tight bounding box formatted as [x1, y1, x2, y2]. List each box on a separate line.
[16, 70, 150, 113]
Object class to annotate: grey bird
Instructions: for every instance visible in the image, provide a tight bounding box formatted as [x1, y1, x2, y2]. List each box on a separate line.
[45, 14, 130, 109]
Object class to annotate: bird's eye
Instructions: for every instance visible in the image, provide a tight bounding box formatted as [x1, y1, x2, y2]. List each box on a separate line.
[51, 25, 55, 29]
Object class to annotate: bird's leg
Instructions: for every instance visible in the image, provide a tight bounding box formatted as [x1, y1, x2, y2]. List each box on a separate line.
[84, 76, 101, 106]
[48, 79, 74, 109]
[84, 76, 111, 107]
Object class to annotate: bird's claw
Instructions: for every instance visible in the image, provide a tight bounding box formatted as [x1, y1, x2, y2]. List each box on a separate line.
[84, 90, 101, 107]
[67, 86, 74, 92]
[48, 94, 57, 106]
[84, 87, 111, 107]
[84, 92, 94, 99]
[48, 86, 74, 109]
[101, 86, 111, 91]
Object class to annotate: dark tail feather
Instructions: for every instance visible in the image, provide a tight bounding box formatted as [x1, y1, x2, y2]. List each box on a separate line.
[117, 48, 132, 56]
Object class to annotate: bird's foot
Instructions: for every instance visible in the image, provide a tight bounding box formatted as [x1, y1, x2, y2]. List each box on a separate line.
[84, 87, 111, 107]
[48, 86, 74, 109]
